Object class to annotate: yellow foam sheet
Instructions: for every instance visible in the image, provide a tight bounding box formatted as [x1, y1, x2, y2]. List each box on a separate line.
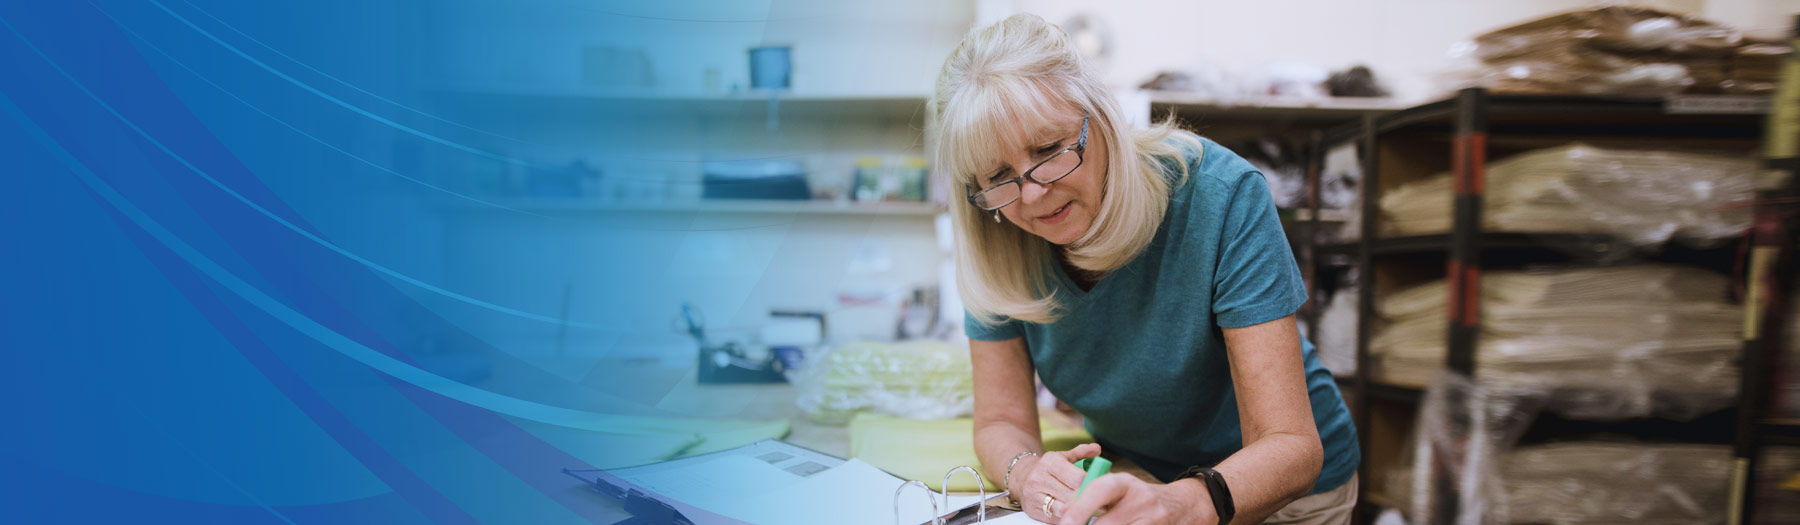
[850, 414, 1092, 492]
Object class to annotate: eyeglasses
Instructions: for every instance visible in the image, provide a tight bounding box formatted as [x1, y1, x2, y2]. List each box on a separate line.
[965, 116, 1088, 211]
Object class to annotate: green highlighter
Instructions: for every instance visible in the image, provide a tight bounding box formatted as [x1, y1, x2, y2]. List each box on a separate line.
[1072, 456, 1112, 499]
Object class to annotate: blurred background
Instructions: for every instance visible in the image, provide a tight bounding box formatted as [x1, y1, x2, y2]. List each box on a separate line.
[5, 0, 1800, 523]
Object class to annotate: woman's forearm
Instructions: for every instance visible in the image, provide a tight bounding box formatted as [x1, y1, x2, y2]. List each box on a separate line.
[1213, 316, 1328, 524]
[969, 337, 1045, 492]
[974, 418, 1045, 491]
[1204, 431, 1325, 524]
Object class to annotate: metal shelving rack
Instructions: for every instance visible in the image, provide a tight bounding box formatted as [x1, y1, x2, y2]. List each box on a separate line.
[1731, 17, 1800, 525]
[1148, 93, 1395, 328]
[1307, 87, 1772, 524]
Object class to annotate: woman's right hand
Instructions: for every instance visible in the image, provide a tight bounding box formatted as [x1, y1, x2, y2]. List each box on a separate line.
[1013, 443, 1103, 523]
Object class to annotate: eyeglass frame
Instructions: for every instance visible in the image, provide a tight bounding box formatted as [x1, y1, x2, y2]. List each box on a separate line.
[964, 115, 1089, 211]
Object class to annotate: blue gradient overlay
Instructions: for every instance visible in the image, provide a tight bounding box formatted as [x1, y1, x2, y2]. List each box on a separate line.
[0, 1, 863, 522]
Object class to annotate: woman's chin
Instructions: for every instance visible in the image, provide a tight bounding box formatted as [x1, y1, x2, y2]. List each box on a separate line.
[1039, 221, 1088, 245]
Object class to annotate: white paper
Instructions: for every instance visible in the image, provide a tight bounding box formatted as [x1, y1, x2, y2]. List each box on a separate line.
[983, 511, 1048, 524]
[614, 450, 997, 525]
[624, 455, 804, 514]
[716, 459, 984, 525]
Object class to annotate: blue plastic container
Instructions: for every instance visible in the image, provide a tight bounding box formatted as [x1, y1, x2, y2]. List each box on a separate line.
[749, 45, 792, 90]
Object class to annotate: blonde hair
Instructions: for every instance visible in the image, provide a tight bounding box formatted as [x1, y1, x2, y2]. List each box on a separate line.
[930, 13, 1203, 326]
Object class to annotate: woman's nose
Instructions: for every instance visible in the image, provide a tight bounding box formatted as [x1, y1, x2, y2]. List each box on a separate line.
[1017, 173, 1050, 203]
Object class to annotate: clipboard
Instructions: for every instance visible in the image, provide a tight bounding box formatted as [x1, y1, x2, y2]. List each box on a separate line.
[563, 439, 1023, 525]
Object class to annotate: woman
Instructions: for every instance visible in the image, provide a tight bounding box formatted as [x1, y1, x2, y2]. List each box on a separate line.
[929, 14, 1360, 525]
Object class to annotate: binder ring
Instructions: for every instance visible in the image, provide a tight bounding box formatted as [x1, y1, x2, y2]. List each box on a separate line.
[892, 465, 998, 524]
[942, 466, 987, 523]
[894, 480, 943, 525]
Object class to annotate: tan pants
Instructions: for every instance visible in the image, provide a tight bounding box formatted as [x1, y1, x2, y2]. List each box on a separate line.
[1265, 474, 1358, 525]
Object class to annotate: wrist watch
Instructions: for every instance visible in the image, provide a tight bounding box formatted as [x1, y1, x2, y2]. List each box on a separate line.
[1176, 466, 1235, 525]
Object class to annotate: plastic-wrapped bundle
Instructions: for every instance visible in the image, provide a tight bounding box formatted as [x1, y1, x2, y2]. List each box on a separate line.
[1446, 6, 1742, 95]
[1396, 372, 1546, 525]
[1504, 442, 1732, 525]
[1726, 43, 1791, 94]
[1380, 143, 1755, 249]
[790, 340, 974, 424]
[1371, 265, 1741, 420]
[1509, 442, 1800, 525]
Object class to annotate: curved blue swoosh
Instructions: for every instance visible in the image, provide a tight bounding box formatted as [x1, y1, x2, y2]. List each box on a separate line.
[0, 90, 773, 437]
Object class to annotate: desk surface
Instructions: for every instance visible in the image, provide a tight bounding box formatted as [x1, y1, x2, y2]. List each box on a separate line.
[508, 357, 1154, 523]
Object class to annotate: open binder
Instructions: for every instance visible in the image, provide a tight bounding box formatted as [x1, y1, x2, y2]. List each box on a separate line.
[563, 439, 1025, 524]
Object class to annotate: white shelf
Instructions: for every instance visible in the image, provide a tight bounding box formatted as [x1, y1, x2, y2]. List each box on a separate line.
[438, 197, 943, 217]
[435, 89, 930, 121]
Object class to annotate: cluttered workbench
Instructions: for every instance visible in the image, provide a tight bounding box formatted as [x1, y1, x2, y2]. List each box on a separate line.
[516, 353, 1155, 524]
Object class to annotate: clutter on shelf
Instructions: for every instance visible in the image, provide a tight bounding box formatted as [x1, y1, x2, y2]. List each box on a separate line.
[1229, 138, 1309, 209]
[1729, 41, 1791, 94]
[1444, 5, 1791, 96]
[703, 159, 811, 200]
[790, 340, 974, 425]
[1139, 63, 1389, 103]
[850, 156, 932, 203]
[1371, 264, 1741, 420]
[1314, 283, 1359, 377]
[1327, 65, 1390, 98]
[1378, 143, 1756, 250]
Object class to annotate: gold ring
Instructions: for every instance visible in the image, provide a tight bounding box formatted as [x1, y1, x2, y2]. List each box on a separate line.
[1043, 494, 1056, 518]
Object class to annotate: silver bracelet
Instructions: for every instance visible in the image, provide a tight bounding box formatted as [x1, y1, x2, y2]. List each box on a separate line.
[1003, 450, 1039, 503]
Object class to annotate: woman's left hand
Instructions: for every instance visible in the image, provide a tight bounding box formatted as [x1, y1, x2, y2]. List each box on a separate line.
[1054, 473, 1215, 525]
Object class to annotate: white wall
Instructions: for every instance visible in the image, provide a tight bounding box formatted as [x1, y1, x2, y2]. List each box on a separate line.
[1705, 0, 1800, 35]
[421, 0, 975, 357]
[431, 0, 970, 97]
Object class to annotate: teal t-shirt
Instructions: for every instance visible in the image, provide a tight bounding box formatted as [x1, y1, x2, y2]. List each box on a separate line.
[965, 137, 1358, 494]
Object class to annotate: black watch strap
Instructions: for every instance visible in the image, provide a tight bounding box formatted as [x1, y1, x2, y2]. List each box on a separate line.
[1177, 466, 1235, 525]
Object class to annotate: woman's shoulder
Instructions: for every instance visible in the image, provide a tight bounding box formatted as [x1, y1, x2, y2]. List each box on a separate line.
[1162, 135, 1261, 200]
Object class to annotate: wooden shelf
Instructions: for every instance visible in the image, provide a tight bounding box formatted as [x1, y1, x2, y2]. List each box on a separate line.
[1364, 381, 1425, 403]
[1146, 92, 1408, 118]
[436, 197, 943, 217]
[1318, 232, 1623, 258]
[1284, 208, 1352, 223]
[1371, 93, 1770, 138]
[1147, 92, 1408, 143]
[1759, 419, 1800, 445]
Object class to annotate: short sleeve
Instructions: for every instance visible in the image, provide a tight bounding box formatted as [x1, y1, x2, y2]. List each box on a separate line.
[1211, 171, 1309, 328]
[964, 310, 1023, 341]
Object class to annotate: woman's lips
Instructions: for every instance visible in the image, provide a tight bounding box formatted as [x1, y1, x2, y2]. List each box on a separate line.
[1038, 202, 1071, 224]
